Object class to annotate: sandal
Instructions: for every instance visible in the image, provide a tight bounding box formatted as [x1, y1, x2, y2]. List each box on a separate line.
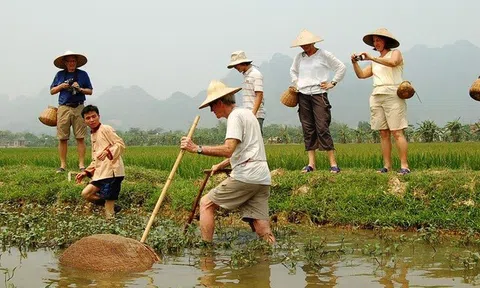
[330, 166, 341, 173]
[56, 167, 65, 173]
[301, 165, 314, 173]
[377, 167, 389, 173]
[397, 168, 411, 175]
[114, 204, 122, 214]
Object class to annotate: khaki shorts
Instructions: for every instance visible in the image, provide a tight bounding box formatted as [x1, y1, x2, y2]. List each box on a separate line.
[57, 105, 87, 140]
[369, 94, 408, 131]
[207, 177, 270, 221]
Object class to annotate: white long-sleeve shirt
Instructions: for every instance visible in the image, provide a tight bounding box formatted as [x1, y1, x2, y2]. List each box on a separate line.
[290, 49, 346, 95]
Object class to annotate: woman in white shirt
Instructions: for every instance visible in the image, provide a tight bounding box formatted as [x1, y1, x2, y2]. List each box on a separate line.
[351, 28, 410, 175]
[290, 29, 346, 173]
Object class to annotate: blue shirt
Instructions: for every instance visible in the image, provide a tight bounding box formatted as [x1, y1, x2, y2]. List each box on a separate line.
[50, 69, 93, 105]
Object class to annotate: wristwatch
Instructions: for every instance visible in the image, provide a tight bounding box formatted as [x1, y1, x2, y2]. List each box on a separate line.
[330, 81, 337, 87]
[197, 145, 203, 154]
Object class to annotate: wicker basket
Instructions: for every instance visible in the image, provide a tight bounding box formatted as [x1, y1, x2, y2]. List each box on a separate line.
[396, 81, 415, 99]
[280, 86, 298, 107]
[39, 106, 58, 127]
[469, 77, 480, 101]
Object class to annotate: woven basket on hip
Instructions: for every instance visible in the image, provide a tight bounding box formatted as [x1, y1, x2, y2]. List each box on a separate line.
[469, 77, 480, 101]
[39, 106, 58, 127]
[280, 86, 298, 107]
[396, 81, 415, 99]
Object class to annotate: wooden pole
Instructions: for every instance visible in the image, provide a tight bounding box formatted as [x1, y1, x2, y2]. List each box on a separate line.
[183, 168, 231, 233]
[140, 115, 200, 243]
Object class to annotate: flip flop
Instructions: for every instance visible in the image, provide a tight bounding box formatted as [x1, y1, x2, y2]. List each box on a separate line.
[114, 204, 122, 214]
[330, 166, 341, 173]
[377, 167, 389, 173]
[56, 167, 65, 173]
[397, 168, 411, 175]
[301, 165, 314, 173]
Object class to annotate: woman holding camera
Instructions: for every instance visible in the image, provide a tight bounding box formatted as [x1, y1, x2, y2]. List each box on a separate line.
[351, 28, 410, 175]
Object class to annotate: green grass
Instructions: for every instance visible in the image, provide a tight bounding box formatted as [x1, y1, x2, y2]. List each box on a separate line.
[0, 164, 479, 232]
[1, 142, 479, 178]
[1, 143, 479, 232]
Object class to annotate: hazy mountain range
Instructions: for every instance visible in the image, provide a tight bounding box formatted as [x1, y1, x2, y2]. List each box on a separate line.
[1, 40, 479, 134]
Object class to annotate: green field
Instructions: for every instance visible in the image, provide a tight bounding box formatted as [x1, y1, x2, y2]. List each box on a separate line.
[1, 142, 479, 178]
[1, 142, 479, 233]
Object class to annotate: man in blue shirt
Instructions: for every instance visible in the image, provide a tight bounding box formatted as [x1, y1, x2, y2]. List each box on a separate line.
[50, 51, 93, 173]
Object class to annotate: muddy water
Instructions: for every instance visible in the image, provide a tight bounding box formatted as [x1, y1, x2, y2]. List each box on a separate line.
[1, 228, 480, 287]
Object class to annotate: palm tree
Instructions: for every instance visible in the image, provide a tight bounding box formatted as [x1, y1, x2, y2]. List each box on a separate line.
[404, 124, 415, 142]
[355, 121, 372, 143]
[415, 120, 441, 142]
[444, 118, 463, 142]
[338, 124, 352, 144]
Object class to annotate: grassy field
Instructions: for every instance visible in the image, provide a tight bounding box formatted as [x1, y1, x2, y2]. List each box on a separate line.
[1, 143, 480, 283]
[1, 142, 479, 178]
[0, 142, 479, 233]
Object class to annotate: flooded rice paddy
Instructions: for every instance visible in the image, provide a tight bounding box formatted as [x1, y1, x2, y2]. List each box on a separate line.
[2, 227, 480, 287]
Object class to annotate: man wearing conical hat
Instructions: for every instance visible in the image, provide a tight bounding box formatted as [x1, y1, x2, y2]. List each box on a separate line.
[180, 80, 275, 244]
[50, 51, 93, 173]
[290, 29, 346, 173]
[227, 51, 266, 134]
[351, 28, 410, 175]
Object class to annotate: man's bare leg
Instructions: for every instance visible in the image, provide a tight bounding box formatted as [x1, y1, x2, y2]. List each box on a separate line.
[58, 139, 68, 170]
[76, 138, 86, 169]
[81, 184, 100, 202]
[105, 200, 115, 219]
[253, 219, 276, 244]
[199, 195, 218, 242]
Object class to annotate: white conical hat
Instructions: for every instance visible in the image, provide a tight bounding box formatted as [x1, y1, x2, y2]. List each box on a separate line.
[291, 29, 323, 47]
[54, 50, 88, 69]
[199, 80, 242, 109]
[227, 50, 252, 69]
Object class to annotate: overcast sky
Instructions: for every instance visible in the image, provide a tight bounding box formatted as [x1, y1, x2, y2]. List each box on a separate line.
[1, 0, 479, 100]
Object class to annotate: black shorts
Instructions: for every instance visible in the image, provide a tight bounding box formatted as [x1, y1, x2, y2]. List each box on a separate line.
[92, 176, 124, 200]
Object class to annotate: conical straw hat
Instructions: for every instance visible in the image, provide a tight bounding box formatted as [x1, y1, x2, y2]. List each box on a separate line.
[363, 28, 400, 48]
[291, 29, 323, 48]
[199, 80, 241, 109]
[54, 50, 88, 69]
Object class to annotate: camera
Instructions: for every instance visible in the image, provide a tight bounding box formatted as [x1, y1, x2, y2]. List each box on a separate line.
[64, 78, 81, 95]
[353, 54, 365, 61]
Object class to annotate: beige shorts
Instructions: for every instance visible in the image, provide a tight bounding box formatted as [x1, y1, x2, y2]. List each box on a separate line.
[207, 177, 270, 221]
[57, 105, 87, 140]
[369, 94, 408, 131]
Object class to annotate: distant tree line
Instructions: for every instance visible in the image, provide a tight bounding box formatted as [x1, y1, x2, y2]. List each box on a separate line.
[1, 119, 479, 147]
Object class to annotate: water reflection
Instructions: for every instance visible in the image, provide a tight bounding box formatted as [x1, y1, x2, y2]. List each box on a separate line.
[302, 264, 338, 287]
[46, 266, 148, 287]
[198, 255, 272, 287]
[377, 264, 409, 287]
[2, 228, 480, 287]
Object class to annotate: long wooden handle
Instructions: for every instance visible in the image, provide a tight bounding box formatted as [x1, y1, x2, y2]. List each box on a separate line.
[183, 172, 211, 233]
[141, 115, 200, 243]
[183, 168, 232, 233]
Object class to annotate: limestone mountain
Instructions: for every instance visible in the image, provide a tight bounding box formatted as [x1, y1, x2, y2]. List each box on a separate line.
[2, 40, 479, 134]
